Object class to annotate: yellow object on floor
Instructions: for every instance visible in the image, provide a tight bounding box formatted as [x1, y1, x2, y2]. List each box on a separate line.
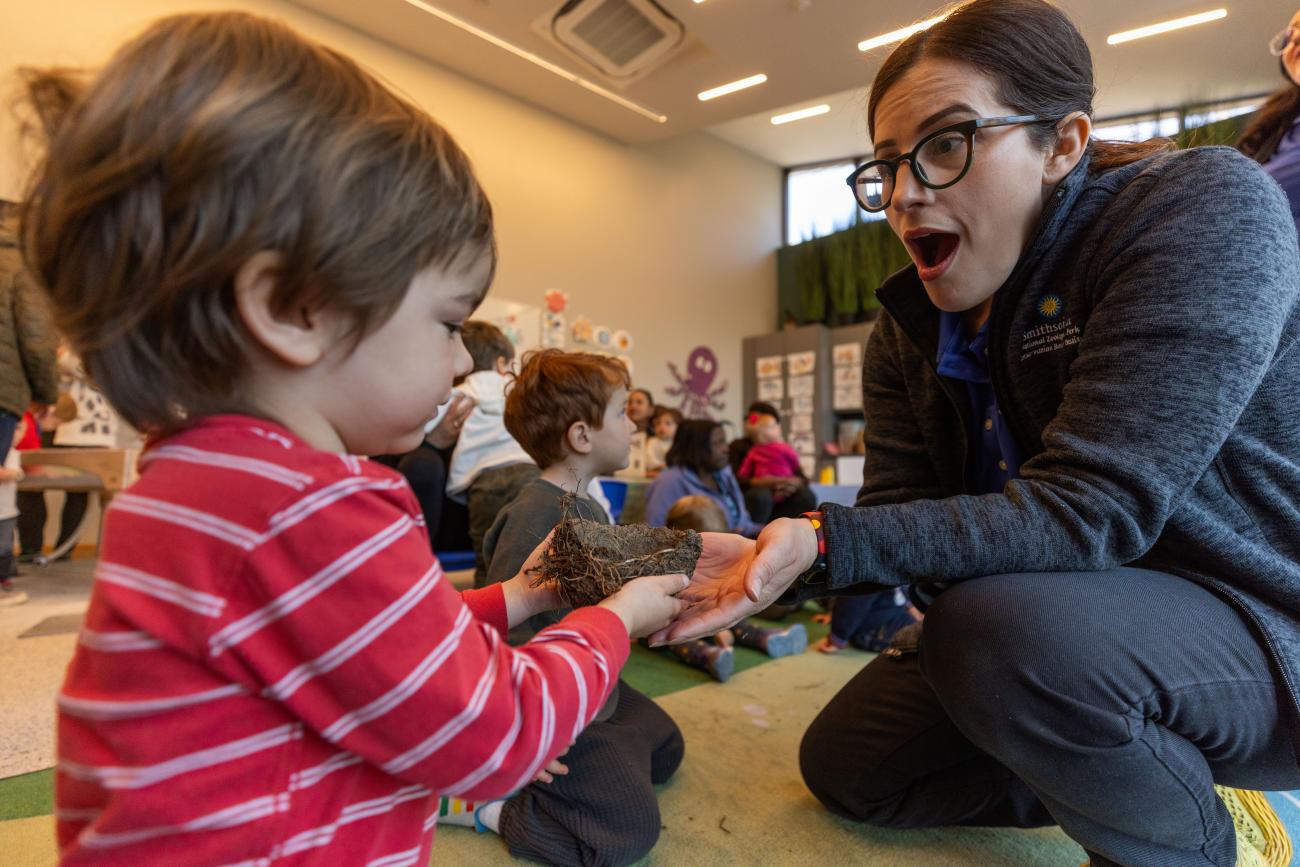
[1217, 786, 1293, 867]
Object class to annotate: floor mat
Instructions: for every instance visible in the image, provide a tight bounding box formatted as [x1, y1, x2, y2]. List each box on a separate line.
[430, 650, 1087, 866]
[17, 614, 84, 640]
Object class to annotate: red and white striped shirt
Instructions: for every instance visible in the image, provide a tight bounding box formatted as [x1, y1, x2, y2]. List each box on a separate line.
[56, 415, 628, 865]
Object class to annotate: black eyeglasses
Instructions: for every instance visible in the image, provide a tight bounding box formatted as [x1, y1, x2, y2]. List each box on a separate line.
[1271, 26, 1296, 56]
[846, 115, 1052, 212]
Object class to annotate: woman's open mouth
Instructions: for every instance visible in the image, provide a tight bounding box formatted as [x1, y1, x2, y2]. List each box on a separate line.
[905, 230, 960, 282]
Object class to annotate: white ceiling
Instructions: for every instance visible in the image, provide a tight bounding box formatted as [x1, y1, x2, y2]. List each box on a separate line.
[287, 0, 1291, 167]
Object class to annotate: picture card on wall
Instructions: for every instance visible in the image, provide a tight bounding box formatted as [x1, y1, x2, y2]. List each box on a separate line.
[791, 432, 816, 455]
[792, 396, 814, 415]
[790, 414, 813, 433]
[832, 342, 862, 368]
[833, 385, 862, 410]
[758, 378, 784, 401]
[787, 350, 816, 376]
[834, 365, 862, 388]
[788, 375, 815, 398]
[800, 457, 817, 479]
[756, 356, 783, 379]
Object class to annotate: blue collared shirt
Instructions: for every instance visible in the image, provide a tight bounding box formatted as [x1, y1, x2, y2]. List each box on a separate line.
[936, 311, 1022, 494]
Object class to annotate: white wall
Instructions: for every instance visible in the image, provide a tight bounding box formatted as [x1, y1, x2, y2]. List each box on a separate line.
[0, 0, 780, 428]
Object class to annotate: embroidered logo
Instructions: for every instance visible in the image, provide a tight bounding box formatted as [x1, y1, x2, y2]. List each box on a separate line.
[1036, 294, 1064, 320]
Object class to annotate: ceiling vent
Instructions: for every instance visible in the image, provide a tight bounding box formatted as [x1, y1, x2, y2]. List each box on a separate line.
[536, 0, 686, 86]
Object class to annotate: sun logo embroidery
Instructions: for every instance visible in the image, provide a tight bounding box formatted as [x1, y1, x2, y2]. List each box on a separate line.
[1036, 294, 1064, 320]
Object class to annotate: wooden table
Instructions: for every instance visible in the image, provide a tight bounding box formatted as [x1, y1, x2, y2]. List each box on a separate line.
[17, 448, 138, 563]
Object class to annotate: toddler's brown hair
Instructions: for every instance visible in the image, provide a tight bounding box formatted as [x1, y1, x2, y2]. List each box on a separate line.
[19, 12, 494, 435]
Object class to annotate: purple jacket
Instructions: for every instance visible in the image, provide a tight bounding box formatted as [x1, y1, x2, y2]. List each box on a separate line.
[644, 465, 761, 537]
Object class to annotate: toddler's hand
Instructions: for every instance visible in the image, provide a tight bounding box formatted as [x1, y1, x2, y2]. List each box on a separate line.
[533, 743, 572, 784]
[599, 573, 689, 638]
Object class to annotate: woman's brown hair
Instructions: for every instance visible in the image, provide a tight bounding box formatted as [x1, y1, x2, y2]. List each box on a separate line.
[1237, 82, 1300, 163]
[868, 0, 1174, 173]
[19, 12, 495, 435]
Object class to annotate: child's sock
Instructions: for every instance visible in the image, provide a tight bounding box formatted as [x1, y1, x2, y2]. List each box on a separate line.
[732, 619, 808, 658]
[437, 796, 503, 833]
[670, 639, 734, 682]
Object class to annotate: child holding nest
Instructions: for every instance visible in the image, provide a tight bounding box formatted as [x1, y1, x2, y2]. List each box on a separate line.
[478, 348, 685, 866]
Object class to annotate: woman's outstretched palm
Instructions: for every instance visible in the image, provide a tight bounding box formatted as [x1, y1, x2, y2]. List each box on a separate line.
[648, 531, 757, 645]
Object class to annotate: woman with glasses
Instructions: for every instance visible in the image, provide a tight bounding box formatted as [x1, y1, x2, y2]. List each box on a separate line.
[654, 0, 1300, 864]
[1238, 10, 1300, 232]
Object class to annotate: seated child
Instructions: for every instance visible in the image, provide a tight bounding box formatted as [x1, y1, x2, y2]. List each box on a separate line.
[0, 418, 26, 604]
[660, 495, 807, 682]
[23, 15, 687, 864]
[735, 411, 817, 522]
[817, 589, 923, 653]
[645, 405, 680, 476]
[445, 320, 539, 579]
[476, 348, 684, 866]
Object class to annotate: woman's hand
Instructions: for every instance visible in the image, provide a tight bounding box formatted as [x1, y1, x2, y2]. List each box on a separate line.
[647, 521, 818, 645]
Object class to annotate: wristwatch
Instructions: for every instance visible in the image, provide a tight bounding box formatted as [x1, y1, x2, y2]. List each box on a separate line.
[798, 511, 829, 587]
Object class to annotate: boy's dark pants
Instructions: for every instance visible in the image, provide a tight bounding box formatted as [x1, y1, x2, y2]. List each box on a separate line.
[499, 682, 683, 867]
[799, 568, 1300, 867]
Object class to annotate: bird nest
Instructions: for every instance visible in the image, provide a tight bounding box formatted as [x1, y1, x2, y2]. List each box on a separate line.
[530, 495, 703, 608]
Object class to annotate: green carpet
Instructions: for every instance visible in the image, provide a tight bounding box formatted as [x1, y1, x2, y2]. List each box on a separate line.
[0, 770, 53, 822]
[623, 608, 830, 698]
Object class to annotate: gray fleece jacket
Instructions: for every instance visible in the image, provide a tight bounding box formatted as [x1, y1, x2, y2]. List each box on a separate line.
[798, 147, 1300, 743]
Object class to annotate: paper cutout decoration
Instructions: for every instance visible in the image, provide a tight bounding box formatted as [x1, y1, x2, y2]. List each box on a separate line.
[756, 356, 783, 379]
[788, 375, 815, 398]
[758, 378, 784, 401]
[834, 365, 862, 388]
[570, 315, 594, 345]
[666, 346, 728, 419]
[833, 385, 863, 410]
[613, 330, 634, 353]
[832, 342, 862, 367]
[544, 289, 569, 314]
[543, 312, 566, 347]
[594, 325, 613, 348]
[787, 351, 816, 376]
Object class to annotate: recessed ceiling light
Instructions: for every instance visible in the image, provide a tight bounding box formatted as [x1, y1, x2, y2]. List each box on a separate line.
[400, 0, 667, 123]
[771, 104, 831, 125]
[698, 74, 769, 102]
[858, 14, 946, 52]
[1107, 8, 1227, 45]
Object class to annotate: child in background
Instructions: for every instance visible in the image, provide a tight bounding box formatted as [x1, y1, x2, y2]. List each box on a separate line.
[737, 412, 804, 502]
[817, 590, 923, 653]
[473, 349, 683, 866]
[621, 387, 655, 476]
[660, 495, 808, 682]
[21, 14, 687, 865]
[446, 320, 539, 579]
[645, 405, 680, 476]
[0, 418, 26, 605]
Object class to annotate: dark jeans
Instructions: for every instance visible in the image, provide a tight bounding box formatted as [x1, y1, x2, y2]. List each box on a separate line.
[799, 568, 1300, 867]
[742, 482, 817, 524]
[829, 590, 917, 651]
[17, 491, 88, 557]
[0, 411, 16, 465]
[499, 682, 683, 867]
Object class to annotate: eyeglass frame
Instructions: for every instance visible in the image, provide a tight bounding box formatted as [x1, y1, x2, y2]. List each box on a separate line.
[846, 114, 1054, 213]
[1271, 26, 1295, 56]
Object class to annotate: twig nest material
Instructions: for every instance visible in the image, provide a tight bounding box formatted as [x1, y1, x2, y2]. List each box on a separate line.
[531, 496, 703, 608]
